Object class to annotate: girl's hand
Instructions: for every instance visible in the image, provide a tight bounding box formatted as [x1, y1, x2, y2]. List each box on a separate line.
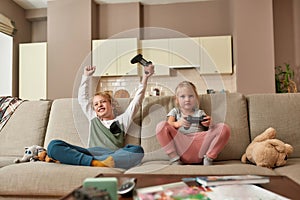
[84, 65, 96, 76]
[167, 116, 190, 129]
[201, 115, 211, 127]
[178, 117, 191, 129]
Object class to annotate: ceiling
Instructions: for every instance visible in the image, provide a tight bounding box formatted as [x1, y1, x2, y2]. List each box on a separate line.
[13, 0, 211, 10]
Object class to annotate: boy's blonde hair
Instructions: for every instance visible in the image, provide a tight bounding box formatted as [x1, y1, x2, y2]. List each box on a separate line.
[174, 81, 200, 108]
[93, 91, 121, 116]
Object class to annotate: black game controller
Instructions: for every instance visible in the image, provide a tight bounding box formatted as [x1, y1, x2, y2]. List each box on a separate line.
[185, 115, 207, 124]
[184, 115, 208, 130]
[117, 178, 136, 197]
[130, 54, 152, 74]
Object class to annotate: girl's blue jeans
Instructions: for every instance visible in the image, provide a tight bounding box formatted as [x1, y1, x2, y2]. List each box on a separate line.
[47, 139, 144, 169]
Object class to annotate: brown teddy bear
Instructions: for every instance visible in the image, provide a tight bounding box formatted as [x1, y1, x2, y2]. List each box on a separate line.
[241, 127, 293, 168]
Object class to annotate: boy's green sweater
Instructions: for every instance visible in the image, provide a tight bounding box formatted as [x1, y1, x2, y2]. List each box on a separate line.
[88, 117, 124, 150]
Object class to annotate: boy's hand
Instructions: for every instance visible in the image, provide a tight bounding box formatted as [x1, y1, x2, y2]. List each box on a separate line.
[84, 66, 96, 76]
[144, 64, 155, 77]
[141, 64, 154, 85]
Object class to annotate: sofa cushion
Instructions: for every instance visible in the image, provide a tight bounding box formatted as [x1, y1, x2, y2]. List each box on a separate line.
[116, 98, 142, 145]
[43, 99, 86, 148]
[140, 93, 250, 163]
[0, 162, 124, 197]
[125, 160, 277, 176]
[140, 96, 175, 162]
[44, 98, 140, 148]
[0, 156, 20, 168]
[247, 93, 300, 158]
[0, 101, 52, 162]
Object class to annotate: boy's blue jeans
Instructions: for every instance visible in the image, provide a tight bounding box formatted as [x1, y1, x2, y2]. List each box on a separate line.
[47, 139, 144, 169]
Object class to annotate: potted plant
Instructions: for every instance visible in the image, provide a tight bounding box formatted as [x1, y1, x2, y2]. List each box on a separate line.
[275, 63, 297, 93]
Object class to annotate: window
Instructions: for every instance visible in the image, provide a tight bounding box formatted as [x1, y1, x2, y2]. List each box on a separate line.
[0, 32, 13, 96]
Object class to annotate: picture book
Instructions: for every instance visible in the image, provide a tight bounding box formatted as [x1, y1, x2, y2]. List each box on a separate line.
[196, 175, 270, 187]
[134, 181, 211, 200]
[205, 184, 289, 200]
[134, 179, 288, 200]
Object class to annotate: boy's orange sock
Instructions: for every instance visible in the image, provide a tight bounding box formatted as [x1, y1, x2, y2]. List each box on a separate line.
[91, 156, 115, 168]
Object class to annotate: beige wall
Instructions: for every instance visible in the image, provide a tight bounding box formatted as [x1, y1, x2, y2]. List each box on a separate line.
[274, 0, 300, 91]
[142, 1, 231, 38]
[232, 0, 275, 94]
[47, 0, 92, 99]
[295, 0, 300, 69]
[98, 2, 141, 39]
[295, 0, 300, 91]
[31, 20, 47, 42]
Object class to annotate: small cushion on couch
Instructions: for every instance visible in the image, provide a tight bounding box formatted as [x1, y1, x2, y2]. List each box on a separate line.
[140, 96, 175, 162]
[247, 93, 300, 158]
[0, 101, 52, 158]
[140, 93, 250, 163]
[44, 99, 87, 148]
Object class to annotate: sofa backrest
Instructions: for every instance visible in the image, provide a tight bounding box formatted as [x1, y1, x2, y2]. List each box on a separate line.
[43, 98, 141, 148]
[247, 93, 300, 158]
[140, 93, 251, 163]
[0, 100, 52, 157]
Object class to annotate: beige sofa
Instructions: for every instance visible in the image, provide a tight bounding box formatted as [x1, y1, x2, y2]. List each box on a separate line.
[0, 93, 299, 199]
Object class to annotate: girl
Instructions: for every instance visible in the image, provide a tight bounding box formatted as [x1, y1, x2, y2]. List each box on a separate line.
[156, 81, 230, 165]
[47, 64, 154, 169]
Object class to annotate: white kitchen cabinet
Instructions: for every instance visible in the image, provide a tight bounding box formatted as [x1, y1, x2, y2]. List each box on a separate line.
[92, 36, 232, 76]
[19, 42, 47, 100]
[92, 38, 138, 76]
[169, 37, 200, 68]
[140, 39, 170, 76]
[92, 39, 117, 76]
[199, 36, 232, 74]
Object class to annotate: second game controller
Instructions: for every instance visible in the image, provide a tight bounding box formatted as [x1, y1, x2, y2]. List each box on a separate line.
[184, 115, 208, 130]
[185, 115, 207, 123]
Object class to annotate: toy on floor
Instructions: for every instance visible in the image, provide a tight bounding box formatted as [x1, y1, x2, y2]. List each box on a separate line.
[241, 127, 293, 168]
[14, 145, 58, 163]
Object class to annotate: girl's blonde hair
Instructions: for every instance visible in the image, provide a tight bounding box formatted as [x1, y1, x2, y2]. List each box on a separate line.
[174, 81, 200, 108]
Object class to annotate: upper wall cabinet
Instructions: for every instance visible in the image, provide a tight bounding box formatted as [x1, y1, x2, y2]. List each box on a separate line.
[19, 42, 47, 100]
[199, 36, 232, 74]
[92, 36, 232, 76]
[92, 38, 139, 76]
[141, 36, 232, 74]
[169, 37, 200, 68]
[140, 39, 170, 76]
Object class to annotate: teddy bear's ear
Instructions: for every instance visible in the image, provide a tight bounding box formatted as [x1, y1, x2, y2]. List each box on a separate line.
[285, 144, 294, 154]
[268, 139, 285, 153]
[253, 127, 276, 142]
